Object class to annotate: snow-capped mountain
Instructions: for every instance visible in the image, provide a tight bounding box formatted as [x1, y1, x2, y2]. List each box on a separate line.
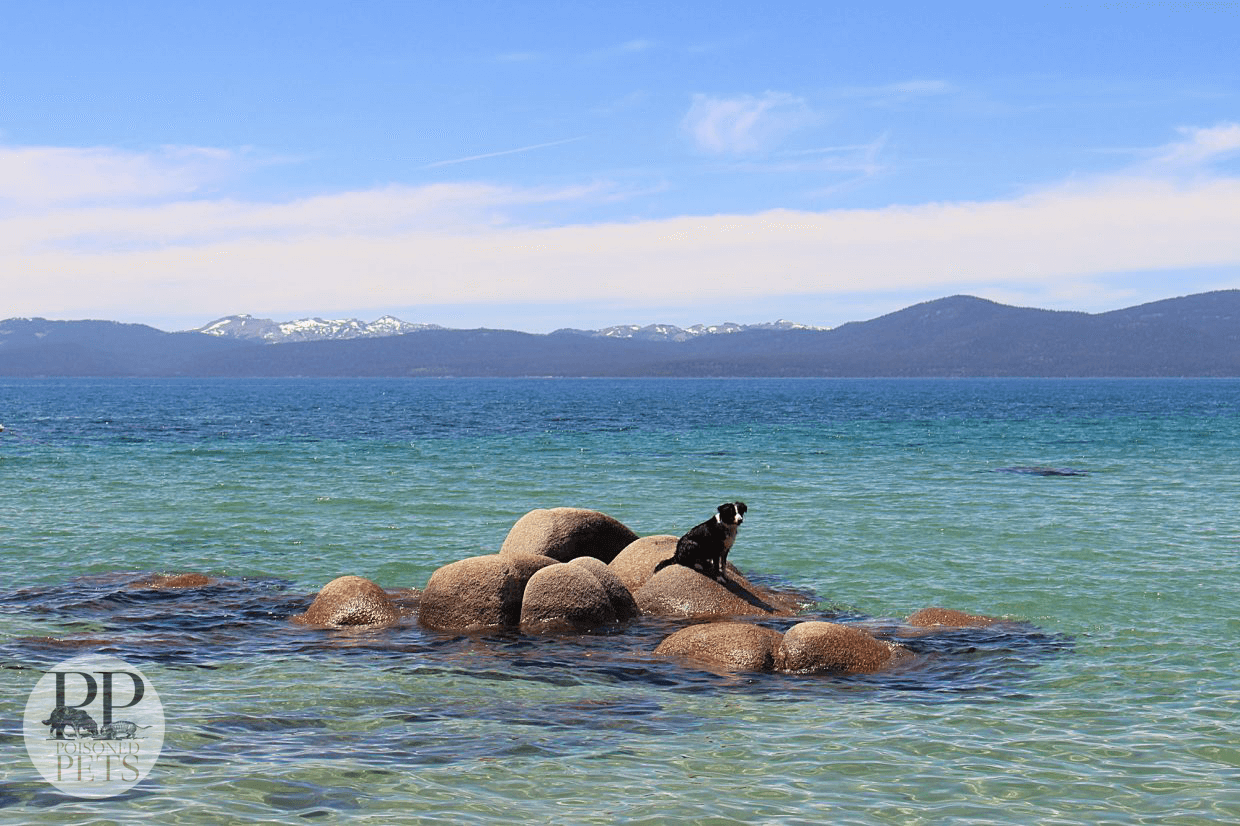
[585, 319, 827, 341]
[192, 314, 444, 343]
[191, 315, 827, 344]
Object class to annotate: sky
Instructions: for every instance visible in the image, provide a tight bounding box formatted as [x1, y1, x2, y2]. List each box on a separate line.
[2, 1, 1239, 332]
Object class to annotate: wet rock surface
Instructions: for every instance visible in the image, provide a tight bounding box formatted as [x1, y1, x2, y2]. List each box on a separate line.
[906, 606, 1004, 629]
[293, 575, 407, 627]
[127, 572, 216, 589]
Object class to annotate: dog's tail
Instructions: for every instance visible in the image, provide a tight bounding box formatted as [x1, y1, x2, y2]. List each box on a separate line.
[652, 557, 676, 573]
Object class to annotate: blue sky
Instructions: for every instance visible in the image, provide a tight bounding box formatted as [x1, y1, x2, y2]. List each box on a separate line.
[2, 1, 1238, 331]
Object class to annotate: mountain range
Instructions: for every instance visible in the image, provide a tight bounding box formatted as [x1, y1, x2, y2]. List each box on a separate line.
[191, 314, 824, 344]
[2, 291, 1238, 377]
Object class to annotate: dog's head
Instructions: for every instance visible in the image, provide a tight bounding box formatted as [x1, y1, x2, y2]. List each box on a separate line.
[716, 501, 747, 525]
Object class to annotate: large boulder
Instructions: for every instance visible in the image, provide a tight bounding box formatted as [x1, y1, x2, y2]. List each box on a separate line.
[608, 535, 678, 591]
[775, 621, 910, 675]
[293, 575, 400, 627]
[906, 606, 1001, 629]
[419, 553, 556, 631]
[499, 507, 639, 564]
[633, 564, 794, 619]
[654, 622, 785, 672]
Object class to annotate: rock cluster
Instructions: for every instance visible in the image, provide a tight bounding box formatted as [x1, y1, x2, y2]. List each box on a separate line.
[415, 508, 807, 632]
[296, 506, 1006, 676]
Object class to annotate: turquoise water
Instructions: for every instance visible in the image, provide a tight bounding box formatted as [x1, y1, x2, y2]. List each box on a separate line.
[1, 378, 1238, 824]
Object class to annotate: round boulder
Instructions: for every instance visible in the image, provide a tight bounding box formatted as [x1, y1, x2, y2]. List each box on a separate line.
[499, 507, 639, 564]
[568, 556, 639, 621]
[608, 535, 678, 591]
[520, 563, 618, 631]
[419, 553, 556, 631]
[654, 622, 785, 672]
[294, 575, 399, 627]
[775, 621, 909, 675]
[906, 606, 1002, 629]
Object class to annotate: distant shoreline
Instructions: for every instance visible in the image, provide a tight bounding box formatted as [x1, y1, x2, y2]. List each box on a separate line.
[3, 290, 1239, 378]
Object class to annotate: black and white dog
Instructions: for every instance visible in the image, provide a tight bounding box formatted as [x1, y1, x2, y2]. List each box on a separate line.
[654, 502, 747, 583]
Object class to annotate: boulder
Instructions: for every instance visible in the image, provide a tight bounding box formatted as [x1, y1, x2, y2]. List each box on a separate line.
[906, 606, 1002, 629]
[499, 507, 639, 564]
[608, 535, 678, 591]
[293, 575, 399, 627]
[419, 553, 556, 631]
[520, 563, 617, 630]
[568, 556, 639, 621]
[654, 622, 785, 672]
[633, 564, 792, 619]
[775, 621, 909, 675]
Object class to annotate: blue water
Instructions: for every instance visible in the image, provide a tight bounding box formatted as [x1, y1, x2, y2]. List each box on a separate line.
[1, 378, 1238, 824]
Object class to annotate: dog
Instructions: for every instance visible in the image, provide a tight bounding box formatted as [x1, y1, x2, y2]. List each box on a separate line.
[653, 502, 747, 583]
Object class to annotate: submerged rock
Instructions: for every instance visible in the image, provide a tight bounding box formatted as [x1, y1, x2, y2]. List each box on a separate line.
[995, 466, 1087, 477]
[499, 507, 639, 564]
[293, 575, 400, 627]
[127, 572, 216, 589]
[906, 606, 1002, 629]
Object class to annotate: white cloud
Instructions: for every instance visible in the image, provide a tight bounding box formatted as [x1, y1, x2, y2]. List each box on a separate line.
[1, 127, 1238, 326]
[681, 92, 815, 155]
[1147, 123, 1240, 170]
[0, 144, 241, 207]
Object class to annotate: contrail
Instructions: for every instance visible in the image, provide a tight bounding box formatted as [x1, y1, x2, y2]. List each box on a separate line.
[422, 136, 586, 169]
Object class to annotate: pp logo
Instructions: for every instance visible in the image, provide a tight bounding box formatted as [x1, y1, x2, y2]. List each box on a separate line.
[23, 653, 164, 798]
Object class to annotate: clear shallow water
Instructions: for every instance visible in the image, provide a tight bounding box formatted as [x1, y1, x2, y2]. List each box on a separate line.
[1, 378, 1237, 824]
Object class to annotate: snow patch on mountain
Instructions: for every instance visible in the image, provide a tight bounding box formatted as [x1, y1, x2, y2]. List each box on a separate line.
[192, 314, 444, 343]
[589, 319, 827, 341]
